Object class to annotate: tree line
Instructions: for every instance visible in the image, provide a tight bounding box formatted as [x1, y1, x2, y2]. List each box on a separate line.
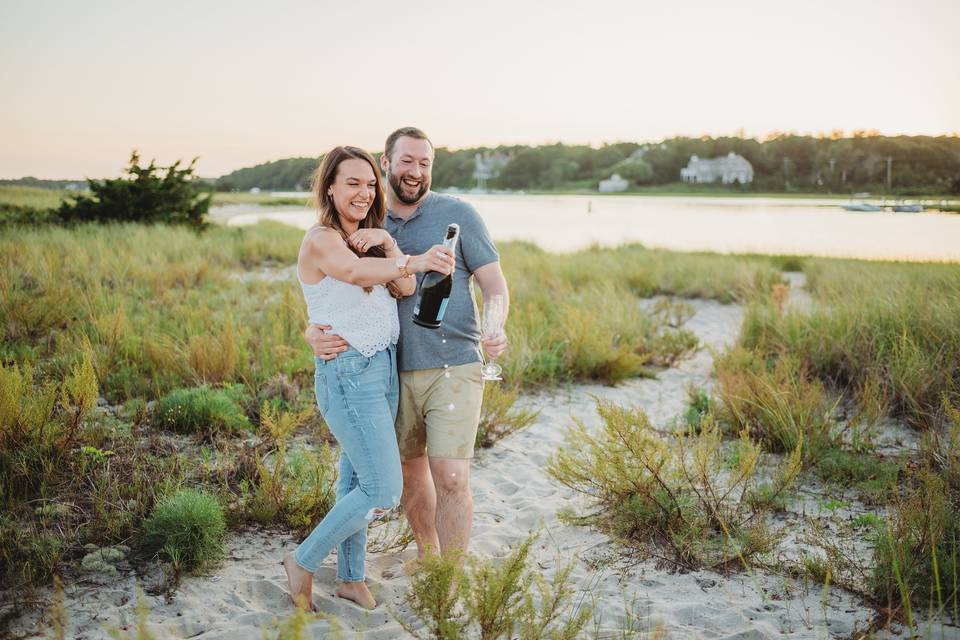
[213, 133, 960, 195]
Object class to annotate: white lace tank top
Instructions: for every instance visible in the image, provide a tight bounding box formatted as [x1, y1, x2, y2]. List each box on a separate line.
[299, 273, 400, 357]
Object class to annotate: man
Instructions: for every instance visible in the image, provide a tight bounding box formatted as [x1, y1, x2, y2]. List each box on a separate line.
[305, 127, 509, 558]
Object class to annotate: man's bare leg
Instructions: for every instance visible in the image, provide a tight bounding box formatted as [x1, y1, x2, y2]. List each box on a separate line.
[400, 455, 440, 557]
[429, 457, 472, 555]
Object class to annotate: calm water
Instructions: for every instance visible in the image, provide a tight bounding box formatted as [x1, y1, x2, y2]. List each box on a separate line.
[218, 194, 960, 262]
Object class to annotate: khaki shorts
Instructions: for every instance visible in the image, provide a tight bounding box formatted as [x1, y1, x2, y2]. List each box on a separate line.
[395, 362, 483, 460]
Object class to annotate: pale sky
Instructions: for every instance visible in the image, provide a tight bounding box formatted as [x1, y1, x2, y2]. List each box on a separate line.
[1, 0, 958, 179]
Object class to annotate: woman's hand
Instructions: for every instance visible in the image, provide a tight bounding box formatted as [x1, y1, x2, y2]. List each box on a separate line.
[349, 229, 394, 253]
[408, 245, 455, 275]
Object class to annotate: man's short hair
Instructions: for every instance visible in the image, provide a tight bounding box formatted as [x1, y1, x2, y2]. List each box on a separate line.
[385, 127, 433, 161]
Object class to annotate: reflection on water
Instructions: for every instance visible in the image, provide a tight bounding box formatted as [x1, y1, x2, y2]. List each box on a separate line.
[216, 194, 960, 262]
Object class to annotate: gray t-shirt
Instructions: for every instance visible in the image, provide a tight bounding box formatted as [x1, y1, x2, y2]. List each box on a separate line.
[385, 192, 499, 372]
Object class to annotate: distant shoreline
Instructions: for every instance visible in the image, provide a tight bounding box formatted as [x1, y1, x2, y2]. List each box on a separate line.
[209, 190, 960, 205]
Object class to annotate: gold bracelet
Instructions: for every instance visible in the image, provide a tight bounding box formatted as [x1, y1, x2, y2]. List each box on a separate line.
[396, 253, 412, 278]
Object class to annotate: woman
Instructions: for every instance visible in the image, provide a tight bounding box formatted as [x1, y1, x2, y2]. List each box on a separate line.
[283, 146, 454, 610]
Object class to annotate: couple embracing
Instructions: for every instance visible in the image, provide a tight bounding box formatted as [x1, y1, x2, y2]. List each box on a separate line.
[282, 127, 510, 610]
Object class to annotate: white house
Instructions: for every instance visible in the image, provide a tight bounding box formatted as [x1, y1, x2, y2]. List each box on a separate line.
[473, 152, 511, 190]
[680, 152, 754, 184]
[599, 173, 629, 192]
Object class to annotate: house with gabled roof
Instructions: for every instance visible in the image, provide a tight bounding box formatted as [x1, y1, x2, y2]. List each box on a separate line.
[681, 152, 754, 184]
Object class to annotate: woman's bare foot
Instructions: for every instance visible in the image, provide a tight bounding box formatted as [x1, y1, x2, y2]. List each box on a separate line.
[282, 552, 314, 611]
[336, 581, 377, 609]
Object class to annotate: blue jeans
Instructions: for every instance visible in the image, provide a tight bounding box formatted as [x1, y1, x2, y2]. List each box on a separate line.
[293, 345, 402, 581]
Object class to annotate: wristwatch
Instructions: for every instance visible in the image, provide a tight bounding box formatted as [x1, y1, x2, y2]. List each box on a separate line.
[395, 254, 412, 278]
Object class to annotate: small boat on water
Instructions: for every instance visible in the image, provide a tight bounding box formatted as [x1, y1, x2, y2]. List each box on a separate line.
[892, 203, 924, 213]
[842, 202, 882, 212]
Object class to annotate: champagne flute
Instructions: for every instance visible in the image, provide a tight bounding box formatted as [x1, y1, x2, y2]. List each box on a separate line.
[481, 295, 504, 381]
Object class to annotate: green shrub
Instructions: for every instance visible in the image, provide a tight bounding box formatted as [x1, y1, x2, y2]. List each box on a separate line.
[57, 152, 211, 229]
[0, 354, 98, 502]
[245, 405, 337, 531]
[399, 535, 591, 640]
[143, 488, 225, 573]
[547, 400, 801, 569]
[869, 407, 960, 626]
[683, 386, 711, 430]
[771, 255, 805, 272]
[152, 385, 251, 435]
[0, 203, 60, 227]
[476, 383, 540, 448]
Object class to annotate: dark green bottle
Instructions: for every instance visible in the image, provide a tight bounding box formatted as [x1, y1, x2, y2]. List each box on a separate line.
[412, 223, 459, 329]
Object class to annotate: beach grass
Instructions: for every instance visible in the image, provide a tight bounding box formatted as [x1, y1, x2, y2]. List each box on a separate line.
[0, 185, 72, 210]
[714, 347, 836, 463]
[211, 192, 310, 206]
[738, 260, 960, 431]
[498, 242, 782, 386]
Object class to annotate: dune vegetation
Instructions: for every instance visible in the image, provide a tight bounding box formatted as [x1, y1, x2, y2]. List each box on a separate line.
[3, 181, 959, 635]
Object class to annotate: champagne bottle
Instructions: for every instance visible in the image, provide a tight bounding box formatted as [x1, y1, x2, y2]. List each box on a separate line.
[412, 223, 459, 329]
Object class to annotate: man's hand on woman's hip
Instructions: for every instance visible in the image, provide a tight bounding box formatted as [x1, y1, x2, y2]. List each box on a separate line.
[304, 323, 348, 360]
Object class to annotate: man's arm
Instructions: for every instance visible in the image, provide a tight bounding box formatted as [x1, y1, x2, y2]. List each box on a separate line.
[304, 324, 348, 361]
[473, 262, 509, 359]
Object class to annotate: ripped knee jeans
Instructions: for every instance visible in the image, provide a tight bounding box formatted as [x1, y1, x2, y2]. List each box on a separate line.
[293, 345, 401, 580]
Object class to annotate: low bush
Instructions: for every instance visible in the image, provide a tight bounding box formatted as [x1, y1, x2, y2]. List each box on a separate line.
[151, 385, 251, 435]
[868, 403, 960, 627]
[57, 152, 211, 229]
[0, 203, 61, 227]
[0, 352, 98, 501]
[476, 383, 540, 449]
[682, 385, 711, 430]
[547, 399, 801, 569]
[244, 405, 337, 532]
[142, 488, 226, 573]
[399, 534, 592, 640]
[870, 470, 959, 627]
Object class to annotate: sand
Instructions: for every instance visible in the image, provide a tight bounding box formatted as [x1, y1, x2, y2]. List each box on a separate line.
[8, 283, 940, 639]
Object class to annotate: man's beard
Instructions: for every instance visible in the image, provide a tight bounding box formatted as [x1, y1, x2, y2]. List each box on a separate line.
[388, 171, 428, 205]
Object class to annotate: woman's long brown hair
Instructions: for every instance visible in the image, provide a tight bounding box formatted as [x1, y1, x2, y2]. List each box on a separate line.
[311, 146, 402, 297]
